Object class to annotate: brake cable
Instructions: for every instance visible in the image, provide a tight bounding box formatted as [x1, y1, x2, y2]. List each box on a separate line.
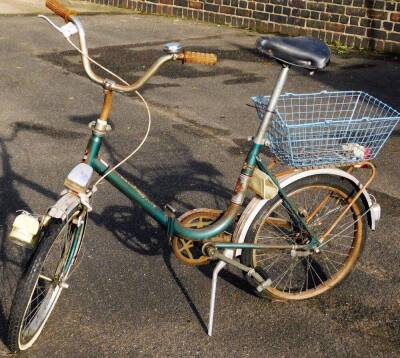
[38, 15, 152, 189]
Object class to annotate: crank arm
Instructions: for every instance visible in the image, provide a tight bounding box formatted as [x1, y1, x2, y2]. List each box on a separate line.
[206, 248, 271, 292]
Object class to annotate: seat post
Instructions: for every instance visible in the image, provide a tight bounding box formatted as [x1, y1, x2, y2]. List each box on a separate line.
[254, 65, 290, 145]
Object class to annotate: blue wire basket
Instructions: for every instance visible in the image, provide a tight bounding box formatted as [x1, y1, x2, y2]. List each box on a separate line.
[252, 91, 400, 168]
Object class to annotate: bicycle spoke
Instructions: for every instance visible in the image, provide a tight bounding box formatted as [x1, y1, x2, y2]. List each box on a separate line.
[287, 259, 302, 293]
[262, 252, 287, 271]
[255, 252, 285, 262]
[320, 249, 350, 257]
[38, 274, 53, 283]
[320, 252, 340, 274]
[245, 180, 365, 300]
[275, 259, 299, 290]
[309, 261, 326, 287]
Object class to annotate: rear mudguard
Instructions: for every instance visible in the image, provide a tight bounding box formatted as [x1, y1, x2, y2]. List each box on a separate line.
[231, 167, 380, 257]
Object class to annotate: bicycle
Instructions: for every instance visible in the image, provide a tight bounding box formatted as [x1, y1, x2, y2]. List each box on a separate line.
[6, 0, 399, 352]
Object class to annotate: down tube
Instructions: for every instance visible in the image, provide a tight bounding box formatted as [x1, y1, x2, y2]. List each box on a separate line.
[90, 159, 237, 241]
[91, 159, 169, 226]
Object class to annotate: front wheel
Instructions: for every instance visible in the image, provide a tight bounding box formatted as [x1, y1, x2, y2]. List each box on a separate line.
[240, 174, 367, 301]
[7, 208, 87, 352]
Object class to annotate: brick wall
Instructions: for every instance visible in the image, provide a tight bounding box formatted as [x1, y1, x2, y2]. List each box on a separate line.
[83, 0, 400, 53]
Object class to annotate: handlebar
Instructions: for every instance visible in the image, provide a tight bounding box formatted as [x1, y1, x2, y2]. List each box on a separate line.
[177, 51, 218, 66]
[46, 0, 77, 22]
[45, 0, 218, 93]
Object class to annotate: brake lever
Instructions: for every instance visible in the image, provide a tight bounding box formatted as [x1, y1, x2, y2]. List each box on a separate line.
[38, 15, 78, 38]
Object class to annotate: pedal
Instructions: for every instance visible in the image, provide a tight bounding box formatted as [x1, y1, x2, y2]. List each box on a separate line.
[247, 267, 272, 292]
[59, 282, 69, 289]
[256, 278, 272, 292]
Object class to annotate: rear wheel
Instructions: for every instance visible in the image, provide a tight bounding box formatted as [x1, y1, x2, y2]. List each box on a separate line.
[240, 175, 367, 301]
[7, 208, 87, 352]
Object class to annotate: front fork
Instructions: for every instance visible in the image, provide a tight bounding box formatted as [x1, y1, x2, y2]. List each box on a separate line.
[64, 210, 87, 274]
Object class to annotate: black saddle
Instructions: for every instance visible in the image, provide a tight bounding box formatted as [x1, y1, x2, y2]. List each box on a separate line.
[256, 36, 331, 70]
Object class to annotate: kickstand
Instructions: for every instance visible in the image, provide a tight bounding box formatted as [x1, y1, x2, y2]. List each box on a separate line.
[208, 260, 227, 336]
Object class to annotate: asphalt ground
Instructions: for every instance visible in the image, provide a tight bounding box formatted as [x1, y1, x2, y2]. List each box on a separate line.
[0, 10, 399, 358]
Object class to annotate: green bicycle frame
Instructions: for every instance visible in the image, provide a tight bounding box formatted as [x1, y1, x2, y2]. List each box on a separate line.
[84, 130, 316, 249]
[86, 132, 255, 241]
[80, 65, 318, 250]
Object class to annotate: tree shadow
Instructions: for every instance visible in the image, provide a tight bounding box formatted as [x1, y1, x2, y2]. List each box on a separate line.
[228, 38, 400, 111]
[0, 123, 66, 350]
[38, 42, 267, 93]
[87, 128, 254, 331]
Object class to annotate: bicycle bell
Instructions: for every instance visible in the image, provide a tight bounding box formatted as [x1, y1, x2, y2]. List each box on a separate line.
[164, 42, 183, 54]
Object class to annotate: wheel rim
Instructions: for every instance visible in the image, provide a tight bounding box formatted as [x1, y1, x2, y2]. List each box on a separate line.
[252, 184, 364, 300]
[18, 282, 62, 350]
[18, 216, 85, 349]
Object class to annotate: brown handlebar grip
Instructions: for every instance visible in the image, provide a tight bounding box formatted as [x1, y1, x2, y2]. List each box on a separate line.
[46, 0, 78, 22]
[181, 51, 218, 66]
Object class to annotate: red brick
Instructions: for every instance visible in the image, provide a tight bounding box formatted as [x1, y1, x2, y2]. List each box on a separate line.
[326, 22, 345, 32]
[366, 10, 387, 20]
[367, 28, 387, 39]
[253, 11, 269, 20]
[189, 0, 203, 9]
[345, 7, 366, 17]
[345, 25, 366, 36]
[289, 0, 306, 9]
[220, 5, 235, 14]
[204, 3, 218, 11]
[391, 13, 400, 22]
[236, 8, 251, 17]
[326, 4, 345, 14]
[388, 32, 400, 42]
[306, 19, 324, 29]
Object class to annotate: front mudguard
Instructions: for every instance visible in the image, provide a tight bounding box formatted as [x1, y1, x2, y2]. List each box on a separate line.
[232, 167, 380, 257]
[47, 192, 82, 221]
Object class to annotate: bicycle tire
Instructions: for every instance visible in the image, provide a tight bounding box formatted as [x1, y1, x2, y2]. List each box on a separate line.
[240, 174, 367, 301]
[7, 208, 87, 352]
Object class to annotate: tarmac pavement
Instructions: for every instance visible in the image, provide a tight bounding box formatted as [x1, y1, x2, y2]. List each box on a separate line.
[0, 3, 399, 357]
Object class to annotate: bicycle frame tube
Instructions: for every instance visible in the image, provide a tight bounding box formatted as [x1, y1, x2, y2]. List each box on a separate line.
[255, 157, 320, 248]
[83, 125, 265, 242]
[79, 85, 269, 242]
[85, 132, 318, 247]
[80, 65, 299, 245]
[89, 157, 241, 241]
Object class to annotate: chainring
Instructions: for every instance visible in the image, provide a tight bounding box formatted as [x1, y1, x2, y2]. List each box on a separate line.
[171, 208, 232, 266]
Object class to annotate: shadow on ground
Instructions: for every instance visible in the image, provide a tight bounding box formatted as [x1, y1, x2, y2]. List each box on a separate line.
[0, 123, 64, 350]
[0, 113, 245, 346]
